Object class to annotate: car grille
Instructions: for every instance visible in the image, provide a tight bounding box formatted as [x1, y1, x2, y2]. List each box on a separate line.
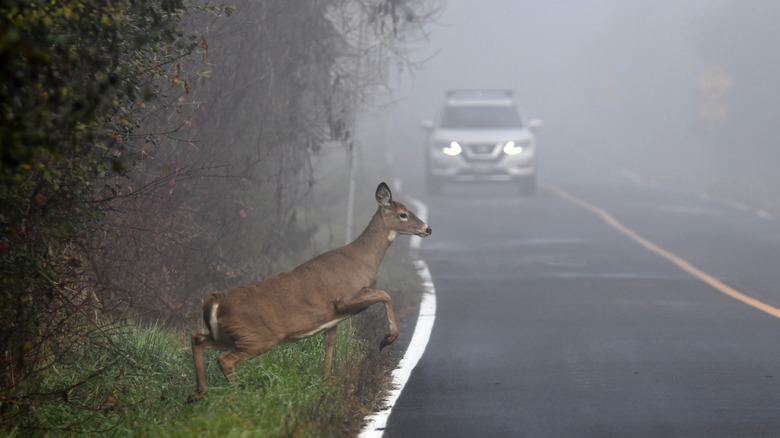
[464, 143, 502, 162]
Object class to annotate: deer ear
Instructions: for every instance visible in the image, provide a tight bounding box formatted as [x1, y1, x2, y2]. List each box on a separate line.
[376, 182, 392, 208]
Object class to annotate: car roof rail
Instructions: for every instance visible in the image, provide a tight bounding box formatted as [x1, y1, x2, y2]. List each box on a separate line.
[445, 89, 514, 98]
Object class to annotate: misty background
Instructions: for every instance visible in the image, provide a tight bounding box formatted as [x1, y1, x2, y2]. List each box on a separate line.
[354, 0, 780, 212]
[3, 0, 780, 432]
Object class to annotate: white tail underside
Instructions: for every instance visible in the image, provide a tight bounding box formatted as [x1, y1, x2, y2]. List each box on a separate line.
[209, 303, 222, 342]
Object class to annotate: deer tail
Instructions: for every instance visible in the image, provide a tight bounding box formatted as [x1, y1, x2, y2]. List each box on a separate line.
[202, 300, 222, 342]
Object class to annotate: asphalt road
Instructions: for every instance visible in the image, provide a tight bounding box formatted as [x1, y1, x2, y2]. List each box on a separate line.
[383, 158, 780, 437]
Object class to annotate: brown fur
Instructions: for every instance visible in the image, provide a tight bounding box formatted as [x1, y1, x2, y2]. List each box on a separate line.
[188, 182, 431, 401]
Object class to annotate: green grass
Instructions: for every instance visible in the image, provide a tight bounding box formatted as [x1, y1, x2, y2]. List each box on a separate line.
[6, 322, 381, 437]
[139, 327, 372, 438]
[3, 249, 422, 437]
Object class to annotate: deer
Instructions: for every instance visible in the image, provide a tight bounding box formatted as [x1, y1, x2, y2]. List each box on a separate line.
[188, 182, 431, 401]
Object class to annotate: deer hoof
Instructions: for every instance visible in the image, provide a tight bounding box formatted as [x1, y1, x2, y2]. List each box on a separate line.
[187, 390, 206, 403]
[379, 333, 397, 350]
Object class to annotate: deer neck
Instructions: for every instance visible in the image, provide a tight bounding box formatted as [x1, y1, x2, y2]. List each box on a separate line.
[347, 208, 393, 269]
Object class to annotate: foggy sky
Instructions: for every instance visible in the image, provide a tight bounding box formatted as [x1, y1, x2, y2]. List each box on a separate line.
[383, 0, 770, 189]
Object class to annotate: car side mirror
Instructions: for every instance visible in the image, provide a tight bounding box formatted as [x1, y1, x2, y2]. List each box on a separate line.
[420, 120, 434, 131]
[528, 119, 543, 131]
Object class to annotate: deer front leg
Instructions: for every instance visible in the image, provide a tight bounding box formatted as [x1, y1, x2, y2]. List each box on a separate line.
[339, 288, 399, 350]
[324, 325, 337, 377]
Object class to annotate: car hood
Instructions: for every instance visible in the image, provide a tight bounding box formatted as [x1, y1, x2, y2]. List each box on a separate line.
[430, 128, 534, 143]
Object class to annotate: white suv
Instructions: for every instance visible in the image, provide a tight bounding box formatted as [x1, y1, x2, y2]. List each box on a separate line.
[423, 90, 541, 195]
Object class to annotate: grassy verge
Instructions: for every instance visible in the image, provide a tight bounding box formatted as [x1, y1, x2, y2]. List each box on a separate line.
[4, 244, 423, 437]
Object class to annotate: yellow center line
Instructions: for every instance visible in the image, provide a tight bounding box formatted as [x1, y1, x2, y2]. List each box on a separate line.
[541, 182, 780, 320]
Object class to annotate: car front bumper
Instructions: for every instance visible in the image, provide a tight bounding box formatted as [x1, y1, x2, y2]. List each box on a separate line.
[428, 152, 536, 182]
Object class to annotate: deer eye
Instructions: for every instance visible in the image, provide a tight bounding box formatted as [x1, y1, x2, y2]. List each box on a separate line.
[399, 213, 408, 220]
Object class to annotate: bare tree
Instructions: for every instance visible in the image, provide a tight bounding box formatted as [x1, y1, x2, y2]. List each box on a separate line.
[94, 0, 443, 327]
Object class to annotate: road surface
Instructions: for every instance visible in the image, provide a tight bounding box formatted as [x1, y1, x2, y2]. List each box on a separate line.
[383, 157, 780, 437]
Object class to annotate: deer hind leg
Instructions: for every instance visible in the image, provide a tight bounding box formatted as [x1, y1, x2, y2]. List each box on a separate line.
[340, 288, 399, 350]
[189, 332, 227, 402]
[324, 326, 338, 377]
[217, 349, 254, 382]
[215, 337, 279, 383]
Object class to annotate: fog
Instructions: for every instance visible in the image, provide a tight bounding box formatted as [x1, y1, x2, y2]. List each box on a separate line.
[373, 0, 780, 211]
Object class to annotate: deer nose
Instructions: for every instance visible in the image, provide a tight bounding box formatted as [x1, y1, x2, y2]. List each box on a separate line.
[425, 226, 432, 235]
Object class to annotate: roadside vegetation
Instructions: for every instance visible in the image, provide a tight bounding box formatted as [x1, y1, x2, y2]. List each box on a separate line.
[3, 245, 423, 437]
[0, 0, 438, 435]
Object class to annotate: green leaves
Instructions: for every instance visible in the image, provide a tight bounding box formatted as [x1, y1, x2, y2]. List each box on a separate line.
[0, 0, 188, 169]
[0, 0, 197, 430]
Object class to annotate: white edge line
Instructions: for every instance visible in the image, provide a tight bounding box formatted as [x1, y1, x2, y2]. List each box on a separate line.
[358, 198, 436, 438]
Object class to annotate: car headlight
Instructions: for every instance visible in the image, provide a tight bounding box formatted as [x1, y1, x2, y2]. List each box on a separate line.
[503, 140, 530, 156]
[442, 141, 463, 156]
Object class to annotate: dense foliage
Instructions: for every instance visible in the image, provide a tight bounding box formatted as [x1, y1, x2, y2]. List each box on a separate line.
[0, 0, 439, 433]
[1, 0, 195, 427]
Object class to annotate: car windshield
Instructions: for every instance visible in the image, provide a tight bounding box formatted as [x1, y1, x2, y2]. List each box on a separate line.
[439, 105, 523, 129]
